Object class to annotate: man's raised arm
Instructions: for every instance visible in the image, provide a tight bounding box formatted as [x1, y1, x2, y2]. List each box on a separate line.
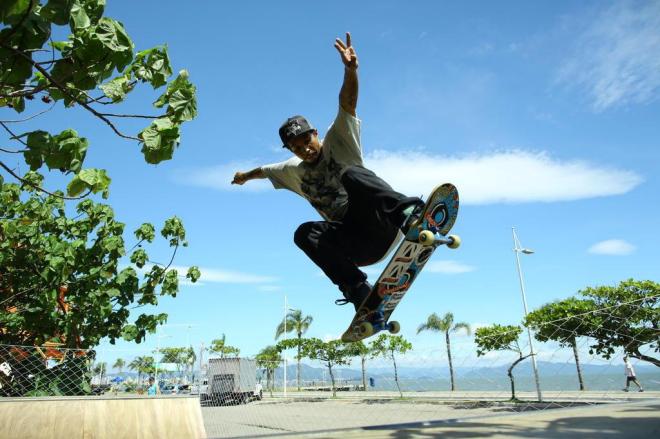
[231, 167, 265, 185]
[334, 32, 359, 116]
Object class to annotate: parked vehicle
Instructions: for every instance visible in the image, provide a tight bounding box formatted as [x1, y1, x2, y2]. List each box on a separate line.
[201, 358, 263, 405]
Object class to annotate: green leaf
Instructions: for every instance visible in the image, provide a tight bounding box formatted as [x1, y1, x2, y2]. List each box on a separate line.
[138, 118, 180, 164]
[41, 0, 75, 25]
[0, 0, 31, 25]
[66, 168, 111, 196]
[94, 18, 133, 70]
[99, 75, 130, 102]
[47, 129, 89, 172]
[79, 0, 105, 24]
[49, 40, 73, 53]
[24, 129, 88, 173]
[24, 130, 52, 170]
[154, 70, 197, 123]
[134, 223, 155, 242]
[69, 0, 90, 30]
[132, 46, 172, 89]
[186, 266, 201, 283]
[130, 248, 148, 268]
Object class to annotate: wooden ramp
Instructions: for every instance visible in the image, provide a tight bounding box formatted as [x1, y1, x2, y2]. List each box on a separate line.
[0, 396, 207, 439]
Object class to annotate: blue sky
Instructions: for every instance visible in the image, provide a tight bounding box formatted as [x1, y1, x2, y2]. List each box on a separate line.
[6, 1, 659, 367]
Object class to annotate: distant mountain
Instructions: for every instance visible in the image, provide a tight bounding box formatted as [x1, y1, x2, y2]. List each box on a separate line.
[265, 361, 658, 382]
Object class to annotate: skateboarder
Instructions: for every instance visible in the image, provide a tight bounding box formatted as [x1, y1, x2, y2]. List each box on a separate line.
[231, 33, 424, 311]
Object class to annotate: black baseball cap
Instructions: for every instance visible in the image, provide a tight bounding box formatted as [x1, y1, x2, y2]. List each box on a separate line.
[279, 115, 315, 148]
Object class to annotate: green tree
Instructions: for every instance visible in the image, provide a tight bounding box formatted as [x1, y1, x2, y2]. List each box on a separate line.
[578, 279, 659, 367]
[525, 297, 597, 390]
[0, 186, 199, 347]
[256, 345, 282, 397]
[128, 355, 154, 387]
[209, 334, 240, 358]
[0, 0, 196, 196]
[275, 309, 313, 391]
[347, 341, 372, 391]
[417, 312, 471, 391]
[370, 334, 412, 398]
[0, 0, 199, 396]
[112, 358, 125, 376]
[158, 347, 195, 379]
[475, 324, 529, 401]
[278, 337, 355, 397]
[92, 361, 106, 384]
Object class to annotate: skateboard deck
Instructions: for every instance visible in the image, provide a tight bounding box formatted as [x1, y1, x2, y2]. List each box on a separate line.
[341, 183, 460, 342]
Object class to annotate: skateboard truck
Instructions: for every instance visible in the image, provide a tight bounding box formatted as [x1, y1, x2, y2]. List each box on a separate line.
[419, 231, 461, 249]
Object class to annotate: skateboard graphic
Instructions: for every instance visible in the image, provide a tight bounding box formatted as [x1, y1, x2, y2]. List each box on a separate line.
[341, 183, 460, 342]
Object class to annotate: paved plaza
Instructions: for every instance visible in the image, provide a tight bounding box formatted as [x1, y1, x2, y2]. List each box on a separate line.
[202, 391, 660, 438]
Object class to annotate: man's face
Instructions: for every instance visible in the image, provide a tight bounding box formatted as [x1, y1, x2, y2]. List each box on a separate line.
[287, 130, 321, 163]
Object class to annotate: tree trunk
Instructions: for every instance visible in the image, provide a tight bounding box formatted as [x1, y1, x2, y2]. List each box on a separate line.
[328, 363, 336, 398]
[297, 337, 301, 391]
[507, 354, 532, 401]
[446, 331, 455, 391]
[571, 337, 585, 391]
[268, 369, 274, 397]
[392, 352, 402, 398]
[361, 356, 367, 391]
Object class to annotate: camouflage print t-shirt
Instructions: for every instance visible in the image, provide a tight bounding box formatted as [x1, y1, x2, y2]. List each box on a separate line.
[262, 107, 363, 221]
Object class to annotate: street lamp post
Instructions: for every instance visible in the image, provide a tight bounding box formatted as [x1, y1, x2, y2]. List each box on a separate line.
[512, 227, 543, 402]
[283, 295, 288, 398]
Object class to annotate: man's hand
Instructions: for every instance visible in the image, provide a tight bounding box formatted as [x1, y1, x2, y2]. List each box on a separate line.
[231, 172, 248, 185]
[334, 32, 358, 70]
[231, 167, 265, 185]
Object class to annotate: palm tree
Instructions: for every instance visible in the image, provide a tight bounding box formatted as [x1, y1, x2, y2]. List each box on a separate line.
[275, 309, 313, 391]
[128, 356, 154, 387]
[113, 358, 125, 376]
[93, 362, 107, 384]
[417, 312, 471, 391]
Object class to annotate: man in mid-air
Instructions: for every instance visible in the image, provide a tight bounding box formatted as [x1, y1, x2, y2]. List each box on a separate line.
[232, 33, 423, 311]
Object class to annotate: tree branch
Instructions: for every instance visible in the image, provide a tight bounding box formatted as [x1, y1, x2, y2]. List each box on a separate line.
[1, 45, 141, 141]
[1, 120, 28, 146]
[0, 160, 92, 200]
[0, 102, 55, 123]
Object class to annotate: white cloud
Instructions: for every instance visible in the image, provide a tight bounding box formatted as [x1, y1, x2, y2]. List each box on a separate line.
[169, 265, 277, 284]
[424, 260, 475, 274]
[365, 149, 642, 204]
[588, 239, 636, 256]
[182, 150, 642, 205]
[557, 1, 660, 111]
[173, 161, 272, 192]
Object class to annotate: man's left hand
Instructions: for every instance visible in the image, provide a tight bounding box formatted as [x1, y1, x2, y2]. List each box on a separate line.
[334, 32, 358, 70]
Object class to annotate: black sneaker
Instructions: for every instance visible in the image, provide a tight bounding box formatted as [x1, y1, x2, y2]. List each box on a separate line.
[348, 281, 372, 311]
[400, 201, 425, 234]
[335, 281, 372, 312]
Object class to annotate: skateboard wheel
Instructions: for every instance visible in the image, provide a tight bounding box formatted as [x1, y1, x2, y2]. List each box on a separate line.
[359, 322, 374, 337]
[447, 234, 461, 249]
[388, 321, 400, 334]
[419, 230, 435, 246]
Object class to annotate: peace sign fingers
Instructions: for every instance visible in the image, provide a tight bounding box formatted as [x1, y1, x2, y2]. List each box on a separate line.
[334, 32, 358, 70]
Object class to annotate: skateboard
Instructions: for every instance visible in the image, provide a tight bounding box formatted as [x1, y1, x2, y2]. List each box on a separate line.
[341, 183, 460, 342]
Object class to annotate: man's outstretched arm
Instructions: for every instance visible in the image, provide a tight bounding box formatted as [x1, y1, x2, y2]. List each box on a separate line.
[232, 167, 265, 185]
[334, 32, 359, 116]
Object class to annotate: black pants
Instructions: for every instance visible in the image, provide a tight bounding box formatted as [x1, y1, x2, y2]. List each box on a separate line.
[293, 165, 421, 293]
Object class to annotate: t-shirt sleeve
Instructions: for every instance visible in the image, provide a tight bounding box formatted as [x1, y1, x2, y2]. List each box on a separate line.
[323, 106, 362, 161]
[261, 158, 302, 192]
